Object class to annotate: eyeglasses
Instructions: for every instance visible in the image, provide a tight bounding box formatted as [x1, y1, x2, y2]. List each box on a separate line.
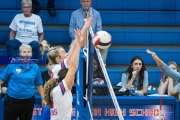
[22, 6, 31, 9]
[82, 1, 90, 3]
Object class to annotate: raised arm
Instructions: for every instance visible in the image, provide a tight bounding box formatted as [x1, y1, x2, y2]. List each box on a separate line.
[66, 16, 93, 65]
[64, 29, 82, 89]
[147, 49, 180, 82]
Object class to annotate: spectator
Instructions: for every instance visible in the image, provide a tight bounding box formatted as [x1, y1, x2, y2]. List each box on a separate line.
[121, 56, 149, 95]
[69, 0, 108, 65]
[6, 0, 44, 59]
[158, 61, 180, 100]
[93, 53, 106, 85]
[41, 59, 52, 85]
[0, 44, 46, 120]
[31, 0, 56, 17]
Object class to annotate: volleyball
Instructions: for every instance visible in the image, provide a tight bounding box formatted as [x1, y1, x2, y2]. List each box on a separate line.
[92, 31, 112, 49]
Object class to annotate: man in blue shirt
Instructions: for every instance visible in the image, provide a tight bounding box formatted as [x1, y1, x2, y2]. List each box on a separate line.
[69, 0, 108, 65]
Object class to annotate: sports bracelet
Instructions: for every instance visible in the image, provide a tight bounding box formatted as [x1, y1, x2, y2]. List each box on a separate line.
[41, 97, 45, 100]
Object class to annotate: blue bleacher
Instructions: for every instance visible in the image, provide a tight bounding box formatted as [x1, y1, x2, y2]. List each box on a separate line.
[1, 0, 180, 10]
[107, 49, 180, 64]
[0, 0, 180, 119]
[2, 10, 180, 25]
[0, 10, 180, 25]
[0, 0, 179, 88]
[1, 28, 180, 44]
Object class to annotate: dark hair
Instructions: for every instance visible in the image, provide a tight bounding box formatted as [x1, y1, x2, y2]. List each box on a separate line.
[93, 53, 105, 80]
[58, 68, 69, 82]
[46, 59, 49, 65]
[44, 68, 69, 108]
[124, 56, 146, 90]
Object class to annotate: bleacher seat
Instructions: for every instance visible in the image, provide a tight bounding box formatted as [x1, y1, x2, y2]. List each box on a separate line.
[1, 10, 180, 25]
[107, 49, 180, 65]
[1, 0, 179, 10]
[1, 28, 180, 44]
[1, 0, 180, 119]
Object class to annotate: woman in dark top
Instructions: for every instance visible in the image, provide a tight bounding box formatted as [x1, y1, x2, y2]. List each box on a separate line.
[93, 53, 106, 85]
[41, 59, 52, 85]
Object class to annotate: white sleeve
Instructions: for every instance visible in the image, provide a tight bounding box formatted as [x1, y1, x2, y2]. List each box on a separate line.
[61, 59, 68, 68]
[52, 64, 61, 79]
[62, 80, 69, 91]
[9, 15, 17, 31]
[37, 16, 43, 33]
[52, 59, 68, 79]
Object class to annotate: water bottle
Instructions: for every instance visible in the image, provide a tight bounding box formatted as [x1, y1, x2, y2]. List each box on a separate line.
[130, 85, 135, 96]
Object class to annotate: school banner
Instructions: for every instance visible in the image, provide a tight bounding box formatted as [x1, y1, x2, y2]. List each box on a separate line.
[32, 104, 174, 120]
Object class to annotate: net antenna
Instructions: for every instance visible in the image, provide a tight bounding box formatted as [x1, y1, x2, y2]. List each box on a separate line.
[159, 67, 165, 120]
[83, 18, 94, 120]
[88, 26, 124, 120]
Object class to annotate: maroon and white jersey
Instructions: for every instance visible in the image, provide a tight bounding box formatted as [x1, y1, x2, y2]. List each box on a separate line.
[51, 59, 68, 79]
[50, 80, 72, 120]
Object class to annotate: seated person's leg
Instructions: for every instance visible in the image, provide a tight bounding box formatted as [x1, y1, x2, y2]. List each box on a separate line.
[28, 41, 40, 60]
[47, 0, 56, 17]
[31, 0, 41, 14]
[6, 39, 21, 56]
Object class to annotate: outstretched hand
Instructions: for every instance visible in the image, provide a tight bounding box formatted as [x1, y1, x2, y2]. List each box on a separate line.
[146, 49, 162, 66]
[74, 29, 84, 47]
[84, 15, 93, 30]
[146, 49, 158, 60]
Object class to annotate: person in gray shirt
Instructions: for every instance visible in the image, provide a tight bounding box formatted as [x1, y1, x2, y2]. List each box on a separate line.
[158, 61, 180, 100]
[121, 56, 149, 95]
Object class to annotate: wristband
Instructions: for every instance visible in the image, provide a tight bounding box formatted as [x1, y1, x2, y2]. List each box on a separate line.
[41, 97, 45, 100]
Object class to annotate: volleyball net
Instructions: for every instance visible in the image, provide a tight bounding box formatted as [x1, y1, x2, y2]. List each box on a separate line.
[84, 26, 124, 120]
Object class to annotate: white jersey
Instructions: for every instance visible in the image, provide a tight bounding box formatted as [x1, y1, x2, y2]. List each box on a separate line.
[9, 13, 43, 44]
[51, 59, 68, 79]
[50, 80, 73, 120]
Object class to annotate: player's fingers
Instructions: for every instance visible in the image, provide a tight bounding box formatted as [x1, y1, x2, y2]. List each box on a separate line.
[146, 49, 155, 55]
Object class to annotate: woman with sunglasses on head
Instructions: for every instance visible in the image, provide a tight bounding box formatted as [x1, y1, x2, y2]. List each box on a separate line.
[158, 61, 180, 100]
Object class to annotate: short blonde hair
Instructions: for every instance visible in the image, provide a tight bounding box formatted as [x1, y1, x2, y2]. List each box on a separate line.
[21, 0, 32, 6]
[19, 44, 32, 52]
